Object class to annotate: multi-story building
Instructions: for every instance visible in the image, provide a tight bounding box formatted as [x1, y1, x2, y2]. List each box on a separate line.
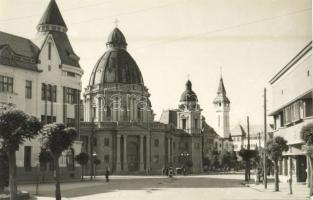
[269, 41, 312, 183]
[231, 124, 273, 160]
[0, 0, 83, 181]
[80, 26, 204, 174]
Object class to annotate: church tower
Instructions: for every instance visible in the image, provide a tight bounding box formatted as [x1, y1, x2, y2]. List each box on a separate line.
[177, 79, 203, 173]
[213, 76, 230, 139]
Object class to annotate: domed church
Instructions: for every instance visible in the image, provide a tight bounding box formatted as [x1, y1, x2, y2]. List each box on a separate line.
[81, 27, 204, 174]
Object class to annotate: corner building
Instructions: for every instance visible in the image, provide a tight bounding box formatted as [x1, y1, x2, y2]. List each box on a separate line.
[81, 28, 203, 174]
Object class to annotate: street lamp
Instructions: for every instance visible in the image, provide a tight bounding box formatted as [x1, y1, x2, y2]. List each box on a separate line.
[92, 152, 97, 179]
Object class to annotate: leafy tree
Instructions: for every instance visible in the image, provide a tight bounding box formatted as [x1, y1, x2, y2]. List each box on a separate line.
[41, 123, 77, 200]
[220, 151, 231, 171]
[39, 149, 53, 183]
[265, 136, 288, 191]
[300, 122, 313, 196]
[0, 110, 42, 200]
[75, 152, 89, 181]
[239, 148, 257, 181]
[229, 150, 238, 171]
[0, 150, 9, 193]
[203, 157, 211, 171]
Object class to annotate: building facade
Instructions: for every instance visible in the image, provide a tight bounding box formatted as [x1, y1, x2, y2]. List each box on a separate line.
[0, 0, 83, 181]
[81, 27, 204, 174]
[269, 41, 312, 183]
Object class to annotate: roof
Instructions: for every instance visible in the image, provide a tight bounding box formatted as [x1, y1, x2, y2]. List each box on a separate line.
[106, 28, 127, 49]
[50, 32, 80, 68]
[0, 31, 39, 71]
[0, 31, 39, 59]
[89, 47, 143, 86]
[38, 0, 67, 28]
[213, 77, 230, 104]
[159, 109, 178, 125]
[230, 124, 274, 137]
[180, 80, 198, 102]
[269, 41, 312, 84]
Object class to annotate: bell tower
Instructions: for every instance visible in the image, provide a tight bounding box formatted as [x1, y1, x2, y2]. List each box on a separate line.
[213, 76, 230, 139]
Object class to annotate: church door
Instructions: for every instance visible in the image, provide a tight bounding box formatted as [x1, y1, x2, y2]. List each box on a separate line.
[127, 141, 139, 172]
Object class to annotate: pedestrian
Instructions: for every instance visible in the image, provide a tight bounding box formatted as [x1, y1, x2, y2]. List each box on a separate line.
[105, 168, 110, 182]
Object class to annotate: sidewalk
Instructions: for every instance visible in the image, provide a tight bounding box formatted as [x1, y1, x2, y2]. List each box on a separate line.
[248, 181, 311, 200]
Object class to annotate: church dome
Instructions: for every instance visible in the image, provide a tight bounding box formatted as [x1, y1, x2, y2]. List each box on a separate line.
[180, 80, 198, 102]
[88, 28, 144, 86]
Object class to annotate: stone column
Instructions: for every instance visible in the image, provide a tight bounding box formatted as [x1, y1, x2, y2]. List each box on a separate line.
[123, 135, 128, 171]
[140, 135, 144, 171]
[146, 135, 150, 172]
[116, 135, 121, 172]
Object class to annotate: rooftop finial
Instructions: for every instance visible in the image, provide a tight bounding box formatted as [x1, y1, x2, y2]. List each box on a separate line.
[220, 66, 223, 78]
[114, 18, 119, 28]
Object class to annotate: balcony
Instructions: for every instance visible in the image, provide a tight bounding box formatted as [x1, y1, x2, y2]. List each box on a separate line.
[273, 116, 313, 145]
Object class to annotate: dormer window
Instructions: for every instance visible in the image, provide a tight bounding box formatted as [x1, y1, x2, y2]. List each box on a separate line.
[182, 118, 187, 130]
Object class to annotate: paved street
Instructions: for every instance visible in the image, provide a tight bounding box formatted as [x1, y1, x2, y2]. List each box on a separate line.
[18, 174, 310, 200]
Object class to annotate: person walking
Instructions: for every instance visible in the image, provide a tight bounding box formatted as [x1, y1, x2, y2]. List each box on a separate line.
[105, 168, 110, 182]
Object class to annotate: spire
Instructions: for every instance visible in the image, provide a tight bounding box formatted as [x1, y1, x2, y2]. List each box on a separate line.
[213, 76, 230, 104]
[217, 76, 227, 95]
[37, 0, 67, 32]
[106, 27, 127, 49]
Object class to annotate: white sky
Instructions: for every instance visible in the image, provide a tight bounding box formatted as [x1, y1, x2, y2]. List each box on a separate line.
[0, 0, 311, 130]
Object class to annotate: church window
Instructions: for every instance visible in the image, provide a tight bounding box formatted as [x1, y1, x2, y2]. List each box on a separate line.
[182, 119, 186, 129]
[194, 119, 198, 129]
[107, 106, 111, 117]
[137, 107, 142, 121]
[104, 155, 110, 163]
[0, 75, 13, 93]
[154, 139, 159, 147]
[48, 42, 51, 60]
[104, 138, 110, 146]
[25, 80, 32, 99]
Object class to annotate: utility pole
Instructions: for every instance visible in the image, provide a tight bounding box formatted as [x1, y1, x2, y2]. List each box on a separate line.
[263, 88, 267, 189]
[90, 117, 95, 181]
[247, 116, 250, 181]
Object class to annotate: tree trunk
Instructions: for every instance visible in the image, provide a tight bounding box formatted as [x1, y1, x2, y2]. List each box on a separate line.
[307, 156, 313, 196]
[8, 151, 17, 200]
[245, 161, 248, 182]
[81, 165, 84, 181]
[274, 160, 279, 192]
[54, 155, 61, 200]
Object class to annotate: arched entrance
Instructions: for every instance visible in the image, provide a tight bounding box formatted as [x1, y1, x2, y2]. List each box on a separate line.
[127, 141, 139, 172]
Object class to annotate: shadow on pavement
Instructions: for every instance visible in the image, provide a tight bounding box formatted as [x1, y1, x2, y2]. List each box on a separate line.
[19, 176, 245, 198]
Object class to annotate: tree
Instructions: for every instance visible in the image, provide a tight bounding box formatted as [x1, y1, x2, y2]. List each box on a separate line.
[265, 136, 288, 191]
[220, 151, 231, 171]
[229, 150, 238, 171]
[41, 123, 77, 200]
[300, 122, 313, 196]
[239, 148, 257, 181]
[0, 150, 9, 193]
[75, 152, 89, 181]
[39, 148, 53, 183]
[0, 110, 42, 200]
[93, 158, 101, 179]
